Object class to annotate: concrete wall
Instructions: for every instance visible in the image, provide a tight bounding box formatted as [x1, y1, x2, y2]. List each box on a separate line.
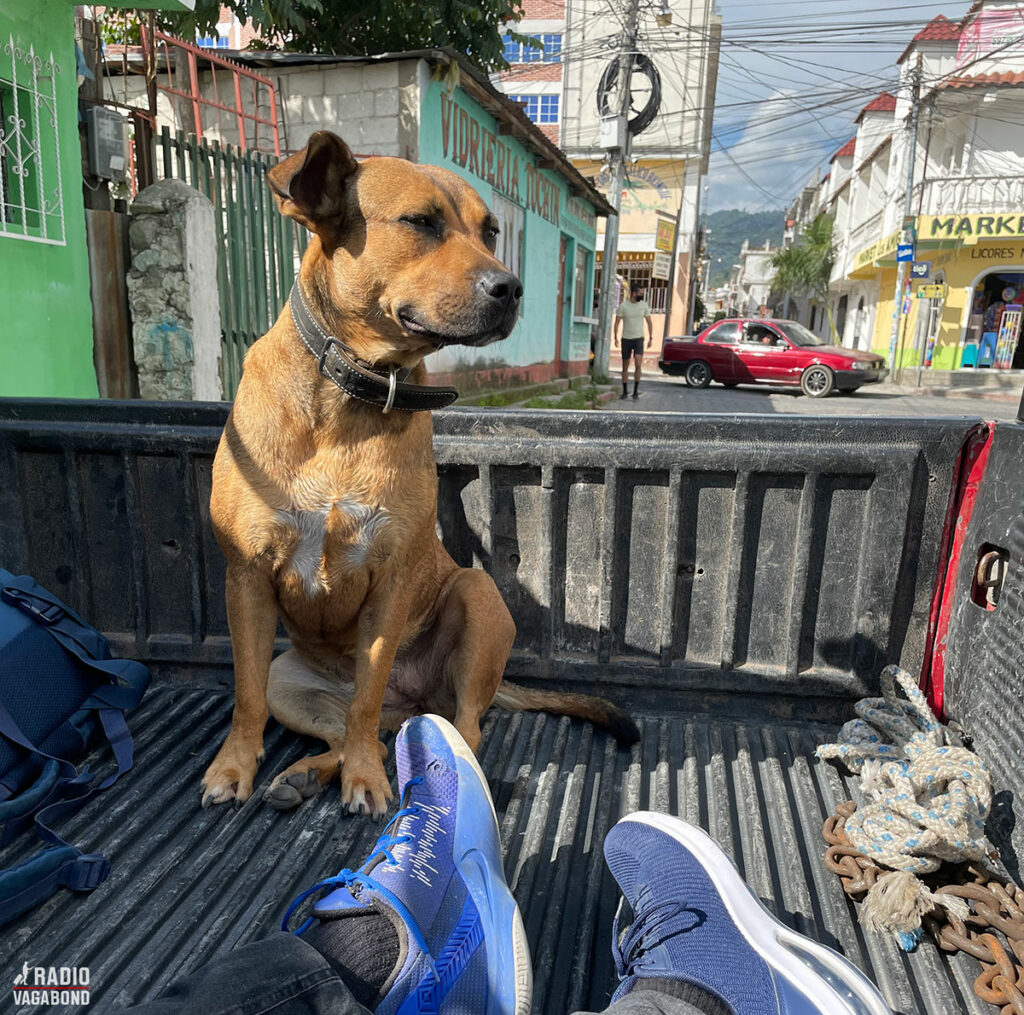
[0, 0, 97, 397]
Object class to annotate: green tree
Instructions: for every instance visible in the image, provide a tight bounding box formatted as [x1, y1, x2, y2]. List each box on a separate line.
[770, 212, 838, 341]
[160, 0, 529, 73]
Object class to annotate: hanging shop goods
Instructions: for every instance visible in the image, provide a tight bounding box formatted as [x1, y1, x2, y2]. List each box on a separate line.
[824, 803, 1024, 1014]
[596, 52, 662, 136]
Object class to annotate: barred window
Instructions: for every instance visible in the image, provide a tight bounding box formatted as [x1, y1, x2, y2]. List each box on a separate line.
[0, 36, 65, 245]
[594, 261, 669, 313]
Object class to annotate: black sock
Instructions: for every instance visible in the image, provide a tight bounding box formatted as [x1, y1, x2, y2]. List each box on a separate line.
[622, 382, 628, 394]
[634, 978, 736, 1015]
[633, 382, 639, 394]
[303, 907, 403, 1008]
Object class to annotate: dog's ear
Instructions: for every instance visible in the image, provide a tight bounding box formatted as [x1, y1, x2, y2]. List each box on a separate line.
[267, 131, 357, 231]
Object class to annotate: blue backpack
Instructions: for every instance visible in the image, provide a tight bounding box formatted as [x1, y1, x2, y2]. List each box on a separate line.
[0, 569, 149, 924]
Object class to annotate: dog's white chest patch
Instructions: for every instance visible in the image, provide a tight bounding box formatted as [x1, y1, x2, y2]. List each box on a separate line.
[277, 498, 389, 592]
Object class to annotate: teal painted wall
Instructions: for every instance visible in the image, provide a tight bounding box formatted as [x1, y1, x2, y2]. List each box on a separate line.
[418, 78, 597, 375]
[0, 0, 97, 397]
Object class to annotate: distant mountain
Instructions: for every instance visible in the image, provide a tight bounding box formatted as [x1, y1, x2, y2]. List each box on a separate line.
[705, 209, 784, 287]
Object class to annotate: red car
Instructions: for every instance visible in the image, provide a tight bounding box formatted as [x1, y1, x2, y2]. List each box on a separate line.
[658, 318, 889, 397]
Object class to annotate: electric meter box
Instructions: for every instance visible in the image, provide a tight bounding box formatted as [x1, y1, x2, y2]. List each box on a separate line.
[85, 106, 128, 183]
[599, 114, 626, 150]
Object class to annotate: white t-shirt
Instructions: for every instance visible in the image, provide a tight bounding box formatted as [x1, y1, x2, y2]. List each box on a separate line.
[616, 299, 652, 340]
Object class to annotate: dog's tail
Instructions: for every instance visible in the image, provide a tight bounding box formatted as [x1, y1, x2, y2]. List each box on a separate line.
[492, 680, 640, 746]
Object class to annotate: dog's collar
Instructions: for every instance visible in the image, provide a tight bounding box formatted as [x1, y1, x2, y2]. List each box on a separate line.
[287, 280, 459, 413]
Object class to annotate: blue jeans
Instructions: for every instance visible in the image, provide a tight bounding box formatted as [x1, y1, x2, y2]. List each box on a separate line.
[116, 933, 701, 1015]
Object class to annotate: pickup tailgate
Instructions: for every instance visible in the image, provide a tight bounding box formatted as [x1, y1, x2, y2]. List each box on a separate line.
[0, 401, 994, 1014]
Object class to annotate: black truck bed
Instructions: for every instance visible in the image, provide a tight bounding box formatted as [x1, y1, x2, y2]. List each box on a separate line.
[0, 688, 994, 1015]
[3, 400, 1023, 1015]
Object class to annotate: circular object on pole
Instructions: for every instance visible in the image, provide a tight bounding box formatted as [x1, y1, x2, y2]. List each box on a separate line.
[597, 53, 662, 136]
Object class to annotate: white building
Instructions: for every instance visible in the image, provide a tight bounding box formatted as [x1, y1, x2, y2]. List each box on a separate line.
[493, 0, 722, 345]
[794, 0, 1024, 370]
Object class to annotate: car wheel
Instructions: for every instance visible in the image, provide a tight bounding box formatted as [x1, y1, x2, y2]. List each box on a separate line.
[800, 365, 834, 398]
[684, 360, 713, 388]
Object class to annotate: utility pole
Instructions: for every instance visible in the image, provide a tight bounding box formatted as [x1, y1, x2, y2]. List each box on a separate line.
[593, 0, 642, 380]
[889, 55, 922, 381]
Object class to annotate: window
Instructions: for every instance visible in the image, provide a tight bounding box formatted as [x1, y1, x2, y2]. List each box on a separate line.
[543, 34, 562, 62]
[491, 191, 524, 283]
[501, 34, 562, 63]
[0, 42, 65, 245]
[742, 323, 779, 345]
[594, 261, 669, 313]
[197, 34, 229, 48]
[704, 322, 740, 344]
[574, 245, 592, 316]
[510, 94, 559, 125]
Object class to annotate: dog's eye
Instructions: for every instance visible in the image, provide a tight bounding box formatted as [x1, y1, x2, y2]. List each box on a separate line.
[484, 225, 500, 243]
[400, 214, 442, 238]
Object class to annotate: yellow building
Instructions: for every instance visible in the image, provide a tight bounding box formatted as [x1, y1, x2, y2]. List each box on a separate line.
[856, 214, 1024, 370]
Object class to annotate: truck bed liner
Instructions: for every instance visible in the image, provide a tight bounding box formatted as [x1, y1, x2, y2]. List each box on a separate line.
[1, 685, 989, 1015]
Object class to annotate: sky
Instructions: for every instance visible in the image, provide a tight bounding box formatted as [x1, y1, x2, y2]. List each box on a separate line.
[704, 0, 969, 212]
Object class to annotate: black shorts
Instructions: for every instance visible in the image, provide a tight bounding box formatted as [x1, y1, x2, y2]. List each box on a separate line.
[621, 338, 644, 360]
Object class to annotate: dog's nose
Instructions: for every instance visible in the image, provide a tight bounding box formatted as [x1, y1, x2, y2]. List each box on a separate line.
[478, 270, 523, 308]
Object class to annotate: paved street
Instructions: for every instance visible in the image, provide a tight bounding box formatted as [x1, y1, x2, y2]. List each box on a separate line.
[603, 374, 1023, 418]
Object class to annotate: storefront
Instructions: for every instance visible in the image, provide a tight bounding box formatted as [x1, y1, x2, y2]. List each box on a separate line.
[857, 214, 1024, 369]
[418, 74, 607, 389]
[576, 157, 692, 346]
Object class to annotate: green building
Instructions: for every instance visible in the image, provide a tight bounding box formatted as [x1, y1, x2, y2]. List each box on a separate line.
[0, 0, 188, 398]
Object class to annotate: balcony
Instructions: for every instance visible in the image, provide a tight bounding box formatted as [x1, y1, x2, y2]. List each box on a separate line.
[914, 176, 1024, 215]
[849, 207, 884, 255]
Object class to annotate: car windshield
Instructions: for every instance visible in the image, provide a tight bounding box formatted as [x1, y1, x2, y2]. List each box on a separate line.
[775, 321, 827, 347]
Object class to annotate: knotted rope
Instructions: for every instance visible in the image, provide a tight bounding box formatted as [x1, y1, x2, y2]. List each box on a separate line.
[817, 664, 994, 950]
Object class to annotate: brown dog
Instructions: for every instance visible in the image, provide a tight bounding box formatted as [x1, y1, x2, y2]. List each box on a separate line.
[201, 131, 638, 817]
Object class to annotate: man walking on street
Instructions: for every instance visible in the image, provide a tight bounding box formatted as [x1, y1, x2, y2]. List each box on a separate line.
[614, 283, 654, 399]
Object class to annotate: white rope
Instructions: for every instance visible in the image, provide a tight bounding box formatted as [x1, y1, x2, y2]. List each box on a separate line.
[817, 664, 994, 949]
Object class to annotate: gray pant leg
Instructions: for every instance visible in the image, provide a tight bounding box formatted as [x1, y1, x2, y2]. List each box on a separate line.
[576, 989, 708, 1015]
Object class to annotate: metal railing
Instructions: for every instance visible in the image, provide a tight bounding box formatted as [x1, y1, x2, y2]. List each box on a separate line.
[914, 175, 1024, 215]
[849, 207, 884, 254]
[154, 126, 301, 398]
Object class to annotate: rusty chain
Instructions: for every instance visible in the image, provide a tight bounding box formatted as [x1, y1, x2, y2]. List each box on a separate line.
[824, 802, 1024, 1014]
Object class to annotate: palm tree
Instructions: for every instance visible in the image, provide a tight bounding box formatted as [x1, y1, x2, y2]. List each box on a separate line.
[770, 213, 838, 341]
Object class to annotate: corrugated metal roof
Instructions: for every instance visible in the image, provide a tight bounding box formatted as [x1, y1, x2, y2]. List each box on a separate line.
[0, 687, 997, 1015]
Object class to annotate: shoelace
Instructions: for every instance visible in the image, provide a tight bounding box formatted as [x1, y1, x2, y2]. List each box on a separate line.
[612, 895, 698, 978]
[281, 776, 440, 978]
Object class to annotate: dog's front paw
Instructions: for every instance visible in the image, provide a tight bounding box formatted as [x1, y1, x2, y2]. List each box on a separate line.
[201, 738, 263, 808]
[341, 750, 393, 818]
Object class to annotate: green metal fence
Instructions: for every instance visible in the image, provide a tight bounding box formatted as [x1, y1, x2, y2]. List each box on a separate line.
[154, 126, 301, 398]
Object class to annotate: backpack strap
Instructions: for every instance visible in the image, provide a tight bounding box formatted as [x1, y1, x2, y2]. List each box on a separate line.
[0, 578, 150, 698]
[0, 701, 111, 923]
[0, 598, 146, 925]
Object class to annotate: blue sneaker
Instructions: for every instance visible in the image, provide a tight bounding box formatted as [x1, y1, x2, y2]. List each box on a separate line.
[284, 715, 531, 1015]
[604, 812, 891, 1015]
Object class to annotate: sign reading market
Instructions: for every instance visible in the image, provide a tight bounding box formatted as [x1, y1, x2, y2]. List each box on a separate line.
[439, 91, 562, 227]
[926, 214, 1024, 244]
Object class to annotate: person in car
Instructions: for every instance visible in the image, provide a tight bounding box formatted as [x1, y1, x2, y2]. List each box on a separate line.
[116, 715, 888, 1015]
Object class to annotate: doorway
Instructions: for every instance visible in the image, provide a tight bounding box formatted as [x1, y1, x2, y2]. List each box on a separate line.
[967, 270, 1024, 368]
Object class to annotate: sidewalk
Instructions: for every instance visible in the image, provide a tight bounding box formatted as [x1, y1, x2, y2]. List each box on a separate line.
[886, 368, 1024, 403]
